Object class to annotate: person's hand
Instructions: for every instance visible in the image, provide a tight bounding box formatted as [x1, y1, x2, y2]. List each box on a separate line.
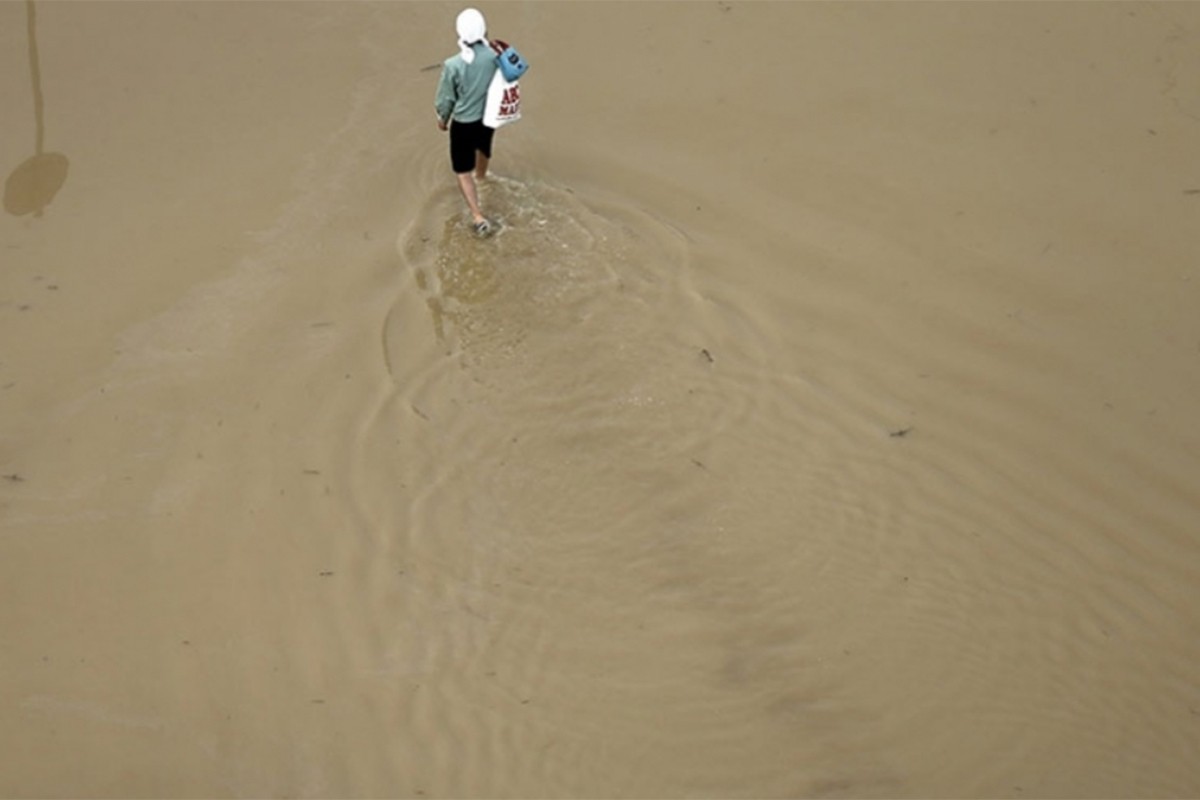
[437, 117, 448, 132]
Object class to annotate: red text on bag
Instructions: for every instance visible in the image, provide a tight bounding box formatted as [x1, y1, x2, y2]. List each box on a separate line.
[500, 84, 520, 116]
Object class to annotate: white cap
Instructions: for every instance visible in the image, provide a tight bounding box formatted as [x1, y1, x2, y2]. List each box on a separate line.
[456, 8, 487, 63]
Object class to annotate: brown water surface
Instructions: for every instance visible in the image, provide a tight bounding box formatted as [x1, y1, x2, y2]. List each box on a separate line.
[2, 2, 1199, 797]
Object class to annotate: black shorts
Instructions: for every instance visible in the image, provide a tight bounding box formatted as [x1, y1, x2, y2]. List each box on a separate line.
[449, 119, 495, 174]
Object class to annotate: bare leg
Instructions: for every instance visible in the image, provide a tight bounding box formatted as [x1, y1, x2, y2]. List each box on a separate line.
[474, 151, 490, 180]
[455, 172, 486, 225]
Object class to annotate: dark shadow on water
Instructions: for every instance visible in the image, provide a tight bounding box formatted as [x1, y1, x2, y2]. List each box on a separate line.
[4, 0, 69, 218]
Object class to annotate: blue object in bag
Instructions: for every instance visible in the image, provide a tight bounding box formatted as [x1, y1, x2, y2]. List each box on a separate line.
[492, 40, 528, 82]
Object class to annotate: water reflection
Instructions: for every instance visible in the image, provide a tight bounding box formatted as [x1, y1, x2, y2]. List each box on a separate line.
[4, 0, 69, 218]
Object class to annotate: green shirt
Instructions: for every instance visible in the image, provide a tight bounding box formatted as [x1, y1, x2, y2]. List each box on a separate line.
[434, 42, 497, 124]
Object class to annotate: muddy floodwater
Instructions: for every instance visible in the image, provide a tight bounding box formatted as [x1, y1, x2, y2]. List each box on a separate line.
[2, 2, 1199, 797]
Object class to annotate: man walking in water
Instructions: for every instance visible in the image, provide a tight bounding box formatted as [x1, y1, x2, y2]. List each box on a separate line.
[435, 8, 498, 237]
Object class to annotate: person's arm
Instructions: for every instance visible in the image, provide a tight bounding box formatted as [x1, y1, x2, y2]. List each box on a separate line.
[433, 61, 457, 129]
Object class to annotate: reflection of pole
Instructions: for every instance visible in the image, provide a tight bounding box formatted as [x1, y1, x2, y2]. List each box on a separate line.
[5, 0, 68, 218]
[28, 0, 44, 155]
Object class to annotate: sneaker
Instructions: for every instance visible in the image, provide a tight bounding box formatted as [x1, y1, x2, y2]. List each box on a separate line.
[473, 218, 495, 238]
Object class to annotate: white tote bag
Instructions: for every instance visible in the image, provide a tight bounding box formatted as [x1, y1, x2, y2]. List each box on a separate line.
[483, 69, 521, 129]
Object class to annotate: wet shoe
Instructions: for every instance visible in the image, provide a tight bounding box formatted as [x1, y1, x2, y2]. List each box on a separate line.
[474, 218, 494, 238]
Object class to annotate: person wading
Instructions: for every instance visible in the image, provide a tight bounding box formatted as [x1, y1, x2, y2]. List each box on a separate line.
[435, 7, 500, 237]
